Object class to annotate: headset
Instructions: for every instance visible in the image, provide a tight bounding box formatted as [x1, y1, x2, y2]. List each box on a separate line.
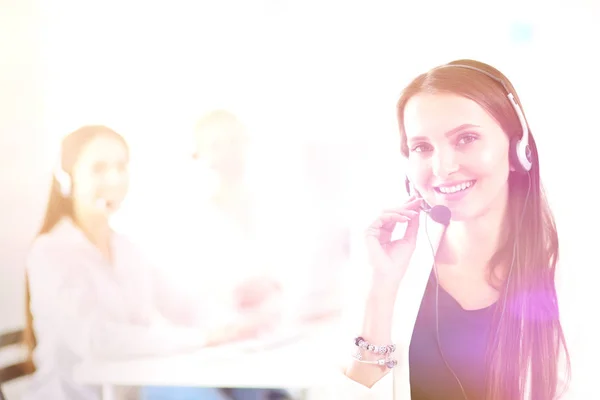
[54, 163, 72, 197]
[443, 63, 532, 173]
[404, 64, 533, 400]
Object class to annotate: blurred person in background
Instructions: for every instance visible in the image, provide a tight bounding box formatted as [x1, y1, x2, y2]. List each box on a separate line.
[290, 141, 351, 322]
[139, 111, 291, 399]
[191, 110, 283, 315]
[23, 125, 270, 400]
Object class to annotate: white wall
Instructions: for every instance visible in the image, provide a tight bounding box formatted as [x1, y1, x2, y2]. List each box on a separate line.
[0, 0, 46, 333]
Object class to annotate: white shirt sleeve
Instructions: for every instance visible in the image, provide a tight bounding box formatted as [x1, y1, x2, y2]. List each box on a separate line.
[150, 265, 210, 327]
[27, 236, 207, 361]
[323, 370, 394, 400]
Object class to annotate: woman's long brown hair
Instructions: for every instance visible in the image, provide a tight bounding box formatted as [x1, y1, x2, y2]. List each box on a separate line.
[396, 60, 570, 399]
[23, 125, 128, 366]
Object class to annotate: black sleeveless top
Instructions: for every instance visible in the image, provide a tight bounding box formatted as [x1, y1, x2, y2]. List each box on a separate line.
[409, 273, 496, 400]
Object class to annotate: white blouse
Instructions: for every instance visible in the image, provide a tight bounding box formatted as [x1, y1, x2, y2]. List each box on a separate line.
[23, 218, 207, 400]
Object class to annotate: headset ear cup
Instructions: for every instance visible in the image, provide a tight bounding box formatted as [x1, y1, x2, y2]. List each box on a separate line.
[54, 168, 72, 197]
[509, 137, 527, 173]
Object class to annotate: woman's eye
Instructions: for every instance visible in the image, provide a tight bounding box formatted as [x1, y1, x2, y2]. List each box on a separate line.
[457, 134, 477, 146]
[92, 163, 108, 174]
[411, 143, 433, 153]
[116, 161, 128, 172]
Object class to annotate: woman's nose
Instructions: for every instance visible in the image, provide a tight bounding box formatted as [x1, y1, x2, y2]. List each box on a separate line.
[431, 150, 459, 179]
[103, 166, 127, 185]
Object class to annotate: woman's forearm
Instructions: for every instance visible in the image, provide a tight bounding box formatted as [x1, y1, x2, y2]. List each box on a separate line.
[344, 283, 399, 388]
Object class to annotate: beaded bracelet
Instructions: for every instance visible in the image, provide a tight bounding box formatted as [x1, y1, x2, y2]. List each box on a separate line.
[352, 336, 398, 369]
[354, 336, 396, 355]
[352, 352, 398, 369]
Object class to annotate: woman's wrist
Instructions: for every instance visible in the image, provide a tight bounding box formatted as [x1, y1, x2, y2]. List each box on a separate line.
[358, 284, 398, 344]
[363, 291, 396, 326]
[367, 276, 400, 302]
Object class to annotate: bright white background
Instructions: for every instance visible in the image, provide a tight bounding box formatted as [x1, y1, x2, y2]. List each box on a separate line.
[2, 0, 599, 396]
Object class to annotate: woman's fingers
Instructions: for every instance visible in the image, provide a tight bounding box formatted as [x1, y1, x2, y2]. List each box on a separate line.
[381, 197, 423, 214]
[366, 197, 423, 245]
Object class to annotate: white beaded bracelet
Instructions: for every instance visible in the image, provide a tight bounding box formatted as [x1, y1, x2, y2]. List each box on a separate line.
[354, 336, 396, 355]
[352, 352, 398, 369]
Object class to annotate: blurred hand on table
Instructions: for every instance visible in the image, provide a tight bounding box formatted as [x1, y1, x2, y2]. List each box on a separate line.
[234, 276, 282, 311]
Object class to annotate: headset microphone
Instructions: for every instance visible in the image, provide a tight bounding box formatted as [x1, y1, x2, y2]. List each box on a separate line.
[405, 177, 452, 226]
[422, 204, 451, 227]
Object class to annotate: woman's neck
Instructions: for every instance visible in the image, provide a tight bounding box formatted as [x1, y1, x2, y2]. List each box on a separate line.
[73, 208, 112, 261]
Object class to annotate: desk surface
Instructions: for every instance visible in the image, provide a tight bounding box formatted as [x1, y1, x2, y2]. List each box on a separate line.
[73, 321, 342, 389]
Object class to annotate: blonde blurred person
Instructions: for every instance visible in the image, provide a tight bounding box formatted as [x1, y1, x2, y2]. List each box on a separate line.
[23, 126, 268, 400]
[191, 111, 283, 315]
[292, 142, 351, 322]
[139, 111, 291, 400]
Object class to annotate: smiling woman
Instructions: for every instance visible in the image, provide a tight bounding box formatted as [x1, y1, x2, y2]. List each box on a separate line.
[339, 59, 572, 400]
[404, 93, 514, 220]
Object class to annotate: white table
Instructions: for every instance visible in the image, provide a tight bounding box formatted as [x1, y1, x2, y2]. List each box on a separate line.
[73, 322, 342, 400]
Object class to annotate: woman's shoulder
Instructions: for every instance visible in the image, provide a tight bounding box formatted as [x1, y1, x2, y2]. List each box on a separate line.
[27, 219, 89, 277]
[30, 219, 78, 254]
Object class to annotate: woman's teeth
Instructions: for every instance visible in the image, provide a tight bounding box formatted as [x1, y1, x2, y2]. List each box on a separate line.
[437, 180, 475, 194]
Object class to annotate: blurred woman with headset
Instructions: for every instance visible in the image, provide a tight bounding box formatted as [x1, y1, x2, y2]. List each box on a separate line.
[336, 60, 573, 399]
[23, 125, 270, 400]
